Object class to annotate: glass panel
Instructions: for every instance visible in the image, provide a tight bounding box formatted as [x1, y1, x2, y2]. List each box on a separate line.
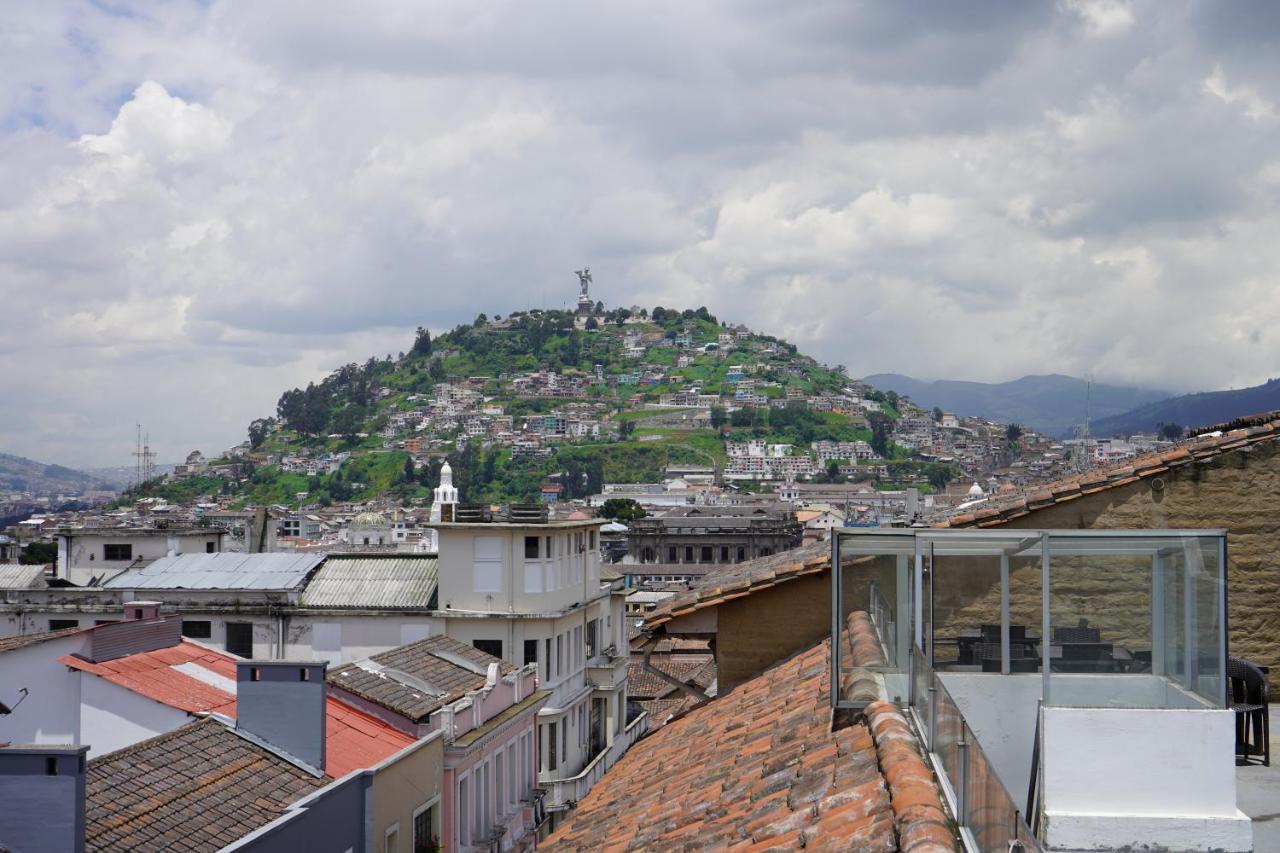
[834, 532, 914, 706]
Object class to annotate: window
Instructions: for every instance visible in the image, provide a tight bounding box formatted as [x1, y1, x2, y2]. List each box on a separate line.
[573, 626, 583, 666]
[737, 547, 746, 562]
[586, 619, 599, 659]
[589, 530, 597, 549]
[700, 546, 713, 563]
[507, 742, 518, 810]
[412, 801, 437, 853]
[384, 824, 399, 853]
[205, 541, 216, 553]
[562, 718, 568, 760]
[226, 622, 254, 658]
[472, 536, 503, 593]
[684, 546, 694, 562]
[547, 722, 557, 771]
[523, 639, 539, 667]
[472, 639, 503, 659]
[181, 620, 212, 639]
[545, 638, 553, 679]
[458, 777, 470, 846]
[103, 544, 132, 561]
[524, 535, 539, 559]
[667, 546, 678, 563]
[49, 619, 79, 631]
[495, 752, 505, 819]
[720, 546, 729, 562]
[556, 634, 564, 674]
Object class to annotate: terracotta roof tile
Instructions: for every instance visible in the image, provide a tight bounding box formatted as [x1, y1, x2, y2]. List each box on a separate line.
[545, 614, 956, 852]
[0, 625, 87, 654]
[85, 718, 326, 853]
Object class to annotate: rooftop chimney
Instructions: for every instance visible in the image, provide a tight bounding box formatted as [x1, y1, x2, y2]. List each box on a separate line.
[123, 600, 162, 621]
[0, 744, 89, 853]
[235, 661, 327, 774]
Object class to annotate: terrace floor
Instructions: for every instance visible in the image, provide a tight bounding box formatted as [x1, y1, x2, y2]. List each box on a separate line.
[1236, 723, 1280, 852]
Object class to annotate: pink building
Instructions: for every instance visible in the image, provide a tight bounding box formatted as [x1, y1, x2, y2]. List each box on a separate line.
[328, 635, 548, 852]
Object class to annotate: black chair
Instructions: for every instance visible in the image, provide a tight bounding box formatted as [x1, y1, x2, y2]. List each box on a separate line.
[1228, 657, 1270, 766]
[1053, 618, 1101, 644]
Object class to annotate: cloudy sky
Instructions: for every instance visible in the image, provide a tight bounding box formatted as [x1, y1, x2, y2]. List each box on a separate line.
[3, 1, 1280, 467]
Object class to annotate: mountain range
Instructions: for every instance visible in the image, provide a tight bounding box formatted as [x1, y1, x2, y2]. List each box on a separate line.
[862, 374, 1170, 437]
[0, 452, 110, 496]
[1089, 378, 1280, 436]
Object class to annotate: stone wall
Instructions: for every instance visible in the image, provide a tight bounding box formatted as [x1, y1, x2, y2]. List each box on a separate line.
[988, 438, 1280, 672]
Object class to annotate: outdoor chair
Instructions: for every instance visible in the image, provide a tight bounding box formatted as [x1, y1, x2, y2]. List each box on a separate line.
[1228, 657, 1270, 766]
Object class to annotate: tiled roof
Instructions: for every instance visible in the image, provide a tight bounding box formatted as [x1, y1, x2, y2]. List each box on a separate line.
[643, 541, 831, 629]
[545, 614, 955, 852]
[626, 655, 715, 700]
[328, 634, 517, 723]
[85, 717, 326, 853]
[0, 625, 86, 654]
[933, 411, 1280, 528]
[299, 554, 439, 609]
[60, 639, 413, 778]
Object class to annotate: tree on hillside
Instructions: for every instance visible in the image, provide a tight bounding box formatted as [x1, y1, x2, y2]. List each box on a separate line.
[331, 405, 366, 440]
[1158, 422, 1184, 441]
[412, 327, 432, 357]
[1006, 423, 1024, 444]
[248, 418, 272, 450]
[651, 306, 668, 325]
[710, 405, 727, 430]
[600, 497, 647, 521]
[585, 316, 599, 330]
[932, 407, 944, 422]
[19, 542, 57, 565]
[868, 412, 892, 457]
[428, 360, 447, 381]
[619, 419, 636, 439]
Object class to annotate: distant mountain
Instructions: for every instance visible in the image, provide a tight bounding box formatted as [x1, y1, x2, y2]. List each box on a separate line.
[862, 373, 1171, 437]
[0, 452, 109, 495]
[1091, 378, 1280, 437]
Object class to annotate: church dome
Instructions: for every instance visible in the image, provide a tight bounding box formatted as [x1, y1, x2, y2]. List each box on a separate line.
[350, 511, 389, 528]
[967, 482, 986, 498]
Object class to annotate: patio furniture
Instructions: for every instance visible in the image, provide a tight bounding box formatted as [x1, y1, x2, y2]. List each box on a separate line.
[1228, 657, 1270, 766]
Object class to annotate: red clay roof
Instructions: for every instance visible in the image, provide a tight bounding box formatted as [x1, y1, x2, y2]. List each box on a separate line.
[545, 613, 955, 851]
[61, 639, 412, 778]
[933, 410, 1280, 529]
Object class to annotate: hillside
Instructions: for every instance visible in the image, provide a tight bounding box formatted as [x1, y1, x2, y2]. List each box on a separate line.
[0, 452, 108, 495]
[863, 373, 1170, 437]
[131, 305, 903, 509]
[1091, 378, 1280, 437]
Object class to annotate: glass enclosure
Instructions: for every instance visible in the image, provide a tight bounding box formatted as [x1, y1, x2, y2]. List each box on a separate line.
[832, 528, 1227, 853]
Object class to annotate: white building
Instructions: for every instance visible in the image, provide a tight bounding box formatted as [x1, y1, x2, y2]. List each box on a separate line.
[54, 526, 225, 586]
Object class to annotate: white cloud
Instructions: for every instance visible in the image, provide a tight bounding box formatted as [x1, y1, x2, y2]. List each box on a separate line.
[2, 1, 1280, 466]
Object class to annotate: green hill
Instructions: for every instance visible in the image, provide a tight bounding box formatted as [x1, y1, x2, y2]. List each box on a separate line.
[133, 304, 898, 508]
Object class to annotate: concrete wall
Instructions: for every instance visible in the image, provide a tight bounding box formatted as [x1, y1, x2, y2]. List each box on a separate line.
[987, 438, 1280, 671]
[372, 735, 443, 853]
[0, 635, 89, 746]
[226, 770, 369, 853]
[1042, 706, 1251, 852]
[79, 676, 189, 758]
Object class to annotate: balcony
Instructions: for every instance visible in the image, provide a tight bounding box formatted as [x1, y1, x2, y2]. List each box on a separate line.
[832, 528, 1251, 853]
[585, 648, 628, 692]
[541, 711, 647, 810]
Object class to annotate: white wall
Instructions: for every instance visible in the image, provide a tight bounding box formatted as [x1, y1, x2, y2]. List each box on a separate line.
[1042, 707, 1252, 852]
[80, 676, 189, 757]
[0, 636, 87, 746]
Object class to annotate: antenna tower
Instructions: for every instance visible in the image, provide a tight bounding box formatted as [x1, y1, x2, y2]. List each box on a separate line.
[132, 423, 157, 487]
[1078, 376, 1093, 473]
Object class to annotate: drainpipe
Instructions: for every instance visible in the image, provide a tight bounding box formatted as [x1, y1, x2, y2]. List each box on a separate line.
[639, 631, 708, 702]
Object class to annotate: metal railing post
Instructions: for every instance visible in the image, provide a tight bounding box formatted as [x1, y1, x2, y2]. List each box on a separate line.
[927, 684, 937, 749]
[957, 734, 969, 824]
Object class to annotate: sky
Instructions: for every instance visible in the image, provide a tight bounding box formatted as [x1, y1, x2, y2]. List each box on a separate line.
[3, 1, 1280, 467]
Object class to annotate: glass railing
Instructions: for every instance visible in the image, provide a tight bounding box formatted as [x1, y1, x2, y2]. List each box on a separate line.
[913, 645, 1042, 853]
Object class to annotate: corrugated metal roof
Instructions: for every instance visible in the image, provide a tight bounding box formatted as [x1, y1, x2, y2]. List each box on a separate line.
[299, 555, 438, 609]
[102, 552, 324, 590]
[0, 564, 48, 589]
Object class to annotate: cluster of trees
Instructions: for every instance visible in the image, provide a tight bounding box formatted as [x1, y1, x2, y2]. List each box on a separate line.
[600, 497, 647, 521]
[275, 357, 397, 438]
[650, 305, 717, 327]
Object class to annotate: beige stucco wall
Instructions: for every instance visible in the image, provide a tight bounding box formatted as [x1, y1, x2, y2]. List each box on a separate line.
[372, 734, 444, 849]
[983, 438, 1280, 672]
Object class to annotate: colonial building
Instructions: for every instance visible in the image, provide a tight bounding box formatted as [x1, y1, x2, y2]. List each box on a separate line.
[622, 505, 802, 566]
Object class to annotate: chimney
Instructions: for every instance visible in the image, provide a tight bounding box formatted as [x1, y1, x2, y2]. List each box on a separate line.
[235, 661, 327, 773]
[123, 600, 162, 621]
[0, 744, 89, 853]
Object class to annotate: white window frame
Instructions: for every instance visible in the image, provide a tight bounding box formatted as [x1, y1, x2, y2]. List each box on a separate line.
[458, 773, 471, 848]
[412, 795, 440, 853]
[384, 822, 400, 853]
